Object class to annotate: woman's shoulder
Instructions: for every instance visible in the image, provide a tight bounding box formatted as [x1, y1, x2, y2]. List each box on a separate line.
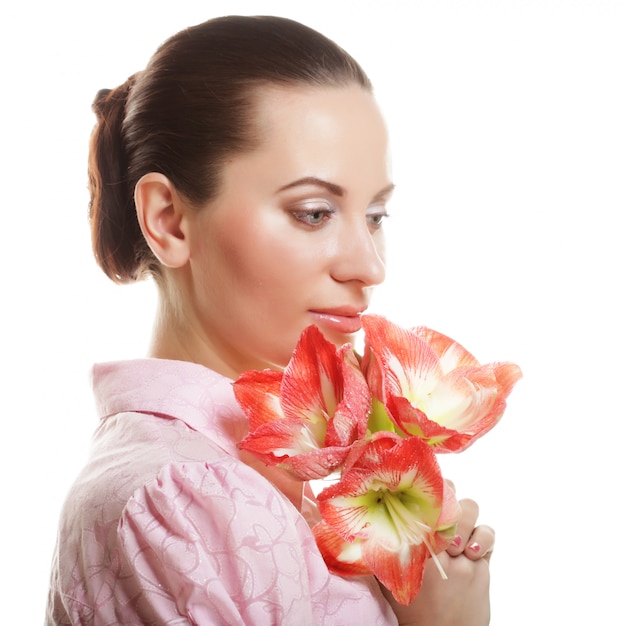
[118, 458, 396, 625]
[93, 358, 248, 455]
[57, 356, 248, 540]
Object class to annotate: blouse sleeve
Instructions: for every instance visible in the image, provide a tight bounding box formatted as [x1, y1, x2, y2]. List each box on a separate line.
[114, 459, 397, 626]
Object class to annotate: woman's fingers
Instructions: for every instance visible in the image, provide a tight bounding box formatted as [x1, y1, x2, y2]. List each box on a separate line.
[446, 498, 495, 561]
[466, 524, 495, 561]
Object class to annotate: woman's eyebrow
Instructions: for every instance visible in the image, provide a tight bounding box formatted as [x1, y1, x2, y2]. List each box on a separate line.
[277, 177, 345, 196]
[372, 183, 396, 202]
[278, 177, 395, 201]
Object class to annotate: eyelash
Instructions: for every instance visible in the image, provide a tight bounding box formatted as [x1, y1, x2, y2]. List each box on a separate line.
[290, 203, 336, 227]
[289, 203, 390, 230]
[367, 210, 389, 230]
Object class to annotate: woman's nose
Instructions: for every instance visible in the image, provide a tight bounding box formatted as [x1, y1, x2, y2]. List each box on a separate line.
[330, 221, 386, 287]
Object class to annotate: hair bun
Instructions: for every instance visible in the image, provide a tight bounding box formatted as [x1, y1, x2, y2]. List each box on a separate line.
[92, 75, 137, 121]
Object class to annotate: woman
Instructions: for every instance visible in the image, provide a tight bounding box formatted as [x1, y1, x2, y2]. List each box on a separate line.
[47, 15, 493, 625]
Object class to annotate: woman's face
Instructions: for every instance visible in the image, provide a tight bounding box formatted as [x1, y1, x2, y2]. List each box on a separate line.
[183, 84, 393, 377]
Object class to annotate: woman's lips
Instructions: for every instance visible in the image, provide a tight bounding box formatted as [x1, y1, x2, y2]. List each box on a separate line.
[308, 310, 364, 335]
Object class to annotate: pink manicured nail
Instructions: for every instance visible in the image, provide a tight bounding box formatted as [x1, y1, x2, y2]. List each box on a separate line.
[468, 542, 482, 553]
[450, 535, 462, 548]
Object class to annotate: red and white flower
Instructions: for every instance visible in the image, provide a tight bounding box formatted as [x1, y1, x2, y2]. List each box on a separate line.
[235, 325, 370, 480]
[361, 315, 522, 452]
[234, 315, 521, 605]
[313, 434, 460, 605]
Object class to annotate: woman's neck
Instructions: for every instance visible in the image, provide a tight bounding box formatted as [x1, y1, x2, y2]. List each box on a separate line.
[147, 288, 241, 378]
[149, 286, 305, 508]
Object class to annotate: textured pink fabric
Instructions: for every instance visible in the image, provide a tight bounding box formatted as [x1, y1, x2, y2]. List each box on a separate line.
[46, 359, 397, 625]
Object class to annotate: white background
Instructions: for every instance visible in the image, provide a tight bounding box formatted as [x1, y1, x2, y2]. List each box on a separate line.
[1, 1, 620, 624]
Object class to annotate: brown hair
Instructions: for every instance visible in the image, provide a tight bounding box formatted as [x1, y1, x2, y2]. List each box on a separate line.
[89, 15, 372, 283]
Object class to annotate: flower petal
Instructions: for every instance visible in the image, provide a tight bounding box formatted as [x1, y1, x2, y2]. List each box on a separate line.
[361, 315, 522, 452]
[395, 362, 521, 452]
[411, 326, 480, 371]
[342, 430, 403, 474]
[386, 396, 467, 450]
[432, 480, 461, 551]
[280, 445, 354, 481]
[363, 539, 428, 605]
[233, 369, 284, 430]
[361, 315, 442, 406]
[239, 418, 317, 461]
[236, 325, 371, 480]
[312, 520, 371, 577]
[316, 436, 447, 604]
[281, 326, 370, 447]
[318, 437, 445, 537]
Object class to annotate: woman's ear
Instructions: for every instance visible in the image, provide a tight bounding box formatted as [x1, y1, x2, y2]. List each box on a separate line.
[134, 173, 190, 268]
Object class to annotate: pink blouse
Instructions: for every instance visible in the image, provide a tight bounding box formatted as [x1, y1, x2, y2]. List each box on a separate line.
[46, 359, 397, 625]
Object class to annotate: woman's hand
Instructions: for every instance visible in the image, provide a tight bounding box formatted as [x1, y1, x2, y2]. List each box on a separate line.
[381, 497, 494, 626]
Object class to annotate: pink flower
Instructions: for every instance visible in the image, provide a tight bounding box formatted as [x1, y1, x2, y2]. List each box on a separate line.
[313, 434, 460, 605]
[361, 315, 522, 452]
[235, 325, 371, 480]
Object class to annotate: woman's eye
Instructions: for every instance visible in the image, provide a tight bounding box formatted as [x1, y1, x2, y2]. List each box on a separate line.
[367, 210, 389, 230]
[291, 203, 335, 226]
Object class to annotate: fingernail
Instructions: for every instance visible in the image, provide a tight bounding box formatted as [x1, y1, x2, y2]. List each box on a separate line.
[468, 542, 481, 554]
[450, 535, 462, 549]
